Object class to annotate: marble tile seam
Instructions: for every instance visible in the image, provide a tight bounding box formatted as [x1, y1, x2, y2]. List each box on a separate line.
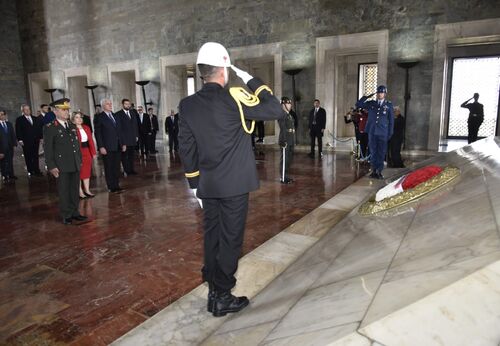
[356, 202, 421, 327]
[258, 321, 363, 346]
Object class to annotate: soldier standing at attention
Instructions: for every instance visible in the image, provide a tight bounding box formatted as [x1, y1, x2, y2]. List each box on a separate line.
[356, 85, 394, 179]
[43, 99, 87, 225]
[461, 93, 484, 144]
[278, 97, 296, 184]
[179, 42, 285, 317]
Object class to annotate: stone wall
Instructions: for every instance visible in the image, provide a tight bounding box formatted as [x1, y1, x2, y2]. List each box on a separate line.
[15, 0, 500, 149]
[0, 0, 26, 117]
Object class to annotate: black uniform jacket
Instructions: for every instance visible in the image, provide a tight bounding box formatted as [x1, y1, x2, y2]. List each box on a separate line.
[43, 121, 82, 172]
[179, 78, 285, 199]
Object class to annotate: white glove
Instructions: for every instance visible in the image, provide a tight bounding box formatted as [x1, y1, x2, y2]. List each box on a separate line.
[191, 188, 203, 209]
[230, 65, 253, 84]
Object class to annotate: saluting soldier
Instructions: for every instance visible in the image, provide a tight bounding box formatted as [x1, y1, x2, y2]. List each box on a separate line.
[179, 42, 285, 317]
[461, 93, 484, 144]
[278, 96, 296, 184]
[43, 98, 87, 225]
[356, 85, 394, 179]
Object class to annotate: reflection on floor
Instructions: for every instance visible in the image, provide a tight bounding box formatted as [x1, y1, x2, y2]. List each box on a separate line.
[1, 144, 374, 345]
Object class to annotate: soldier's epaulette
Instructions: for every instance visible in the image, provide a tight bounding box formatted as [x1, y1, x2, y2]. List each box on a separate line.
[46, 122, 52, 127]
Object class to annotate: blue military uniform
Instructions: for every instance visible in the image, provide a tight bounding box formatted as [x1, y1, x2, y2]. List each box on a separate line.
[356, 87, 394, 177]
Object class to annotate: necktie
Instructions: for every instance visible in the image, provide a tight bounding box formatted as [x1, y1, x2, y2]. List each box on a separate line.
[108, 113, 116, 125]
[126, 111, 130, 119]
[27, 116, 32, 125]
[64, 122, 68, 130]
[1, 122, 6, 132]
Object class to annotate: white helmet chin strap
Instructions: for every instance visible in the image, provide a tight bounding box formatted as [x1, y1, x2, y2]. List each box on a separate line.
[223, 67, 229, 85]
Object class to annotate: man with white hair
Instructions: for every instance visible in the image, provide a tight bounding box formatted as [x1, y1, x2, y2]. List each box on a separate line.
[94, 98, 126, 192]
[179, 42, 285, 317]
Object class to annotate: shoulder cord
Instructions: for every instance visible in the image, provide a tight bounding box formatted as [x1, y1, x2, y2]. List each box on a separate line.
[229, 86, 272, 134]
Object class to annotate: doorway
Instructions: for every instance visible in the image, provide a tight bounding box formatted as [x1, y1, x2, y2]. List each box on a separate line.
[447, 56, 500, 138]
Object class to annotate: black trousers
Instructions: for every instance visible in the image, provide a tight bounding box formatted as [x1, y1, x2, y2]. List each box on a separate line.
[0, 147, 14, 177]
[121, 146, 136, 174]
[388, 136, 404, 167]
[467, 118, 482, 144]
[57, 170, 80, 218]
[168, 133, 179, 152]
[139, 134, 149, 156]
[22, 141, 40, 174]
[280, 144, 294, 181]
[359, 132, 369, 158]
[256, 121, 265, 140]
[102, 150, 121, 190]
[310, 132, 323, 155]
[149, 131, 157, 152]
[202, 193, 249, 292]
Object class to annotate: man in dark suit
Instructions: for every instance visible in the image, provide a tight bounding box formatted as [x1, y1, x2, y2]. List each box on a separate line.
[94, 99, 126, 192]
[116, 99, 139, 175]
[40, 104, 56, 126]
[165, 109, 179, 153]
[148, 107, 159, 153]
[137, 106, 152, 158]
[16, 104, 43, 176]
[0, 110, 17, 181]
[43, 98, 86, 225]
[179, 42, 285, 317]
[308, 99, 326, 158]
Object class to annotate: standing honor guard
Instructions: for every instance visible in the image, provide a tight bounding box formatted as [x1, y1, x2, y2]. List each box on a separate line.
[179, 42, 285, 317]
[43, 99, 87, 225]
[279, 97, 295, 184]
[461, 93, 484, 144]
[356, 85, 394, 179]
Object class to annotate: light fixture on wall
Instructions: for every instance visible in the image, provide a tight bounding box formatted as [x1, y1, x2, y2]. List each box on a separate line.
[135, 81, 150, 109]
[396, 61, 419, 148]
[284, 69, 303, 114]
[84, 85, 99, 112]
[44, 88, 58, 102]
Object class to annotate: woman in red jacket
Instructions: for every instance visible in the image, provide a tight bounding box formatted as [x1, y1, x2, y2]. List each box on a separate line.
[71, 111, 96, 198]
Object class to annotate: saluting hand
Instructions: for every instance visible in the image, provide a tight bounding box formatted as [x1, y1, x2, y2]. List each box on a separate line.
[230, 65, 253, 84]
[50, 168, 59, 178]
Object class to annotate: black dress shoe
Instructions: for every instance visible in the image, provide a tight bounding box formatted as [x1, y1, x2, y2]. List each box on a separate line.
[281, 178, 293, 184]
[9, 176, 18, 180]
[72, 215, 88, 221]
[212, 291, 249, 317]
[207, 290, 215, 313]
[307, 153, 315, 158]
[369, 172, 378, 179]
[128, 171, 138, 175]
[377, 173, 385, 180]
[84, 192, 95, 198]
[62, 218, 73, 225]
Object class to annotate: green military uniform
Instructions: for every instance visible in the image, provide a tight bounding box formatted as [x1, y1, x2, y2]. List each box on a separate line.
[278, 110, 295, 183]
[43, 100, 82, 222]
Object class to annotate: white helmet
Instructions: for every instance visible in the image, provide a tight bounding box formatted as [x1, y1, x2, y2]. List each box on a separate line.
[196, 42, 231, 67]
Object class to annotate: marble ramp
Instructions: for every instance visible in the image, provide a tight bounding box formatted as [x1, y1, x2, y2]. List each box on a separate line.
[203, 137, 500, 346]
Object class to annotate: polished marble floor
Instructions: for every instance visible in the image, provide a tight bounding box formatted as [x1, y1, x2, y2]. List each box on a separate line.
[0, 143, 371, 345]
